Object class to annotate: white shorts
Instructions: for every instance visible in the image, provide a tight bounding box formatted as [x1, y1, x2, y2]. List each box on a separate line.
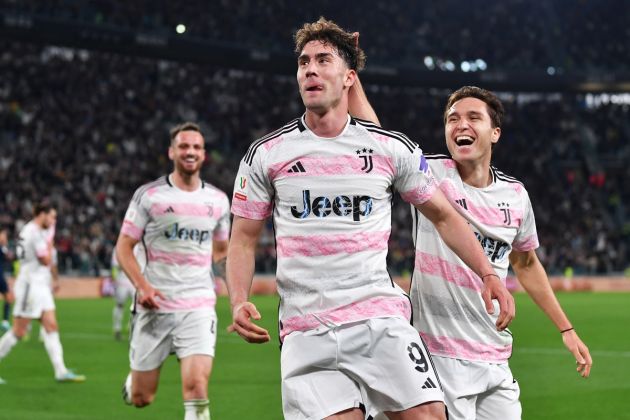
[129, 309, 217, 371]
[114, 284, 135, 306]
[13, 281, 55, 319]
[281, 317, 444, 420]
[433, 356, 521, 420]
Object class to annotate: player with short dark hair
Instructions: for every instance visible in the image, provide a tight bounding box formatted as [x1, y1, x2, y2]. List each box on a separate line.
[117, 122, 230, 420]
[227, 18, 514, 420]
[350, 84, 592, 420]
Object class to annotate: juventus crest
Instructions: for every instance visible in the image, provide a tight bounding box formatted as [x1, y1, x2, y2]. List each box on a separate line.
[356, 148, 374, 173]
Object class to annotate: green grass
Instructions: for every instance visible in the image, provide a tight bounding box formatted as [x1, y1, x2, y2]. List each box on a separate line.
[0, 293, 627, 419]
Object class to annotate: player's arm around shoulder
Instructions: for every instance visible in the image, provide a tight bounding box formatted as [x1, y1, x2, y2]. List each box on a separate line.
[510, 250, 592, 377]
[416, 189, 515, 330]
[226, 216, 270, 344]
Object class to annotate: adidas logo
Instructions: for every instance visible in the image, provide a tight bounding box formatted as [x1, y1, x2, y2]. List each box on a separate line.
[165, 206, 175, 213]
[287, 161, 306, 173]
[421, 377, 437, 389]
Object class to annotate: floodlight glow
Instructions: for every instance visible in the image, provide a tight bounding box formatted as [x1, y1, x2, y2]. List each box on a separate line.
[547, 66, 556, 75]
[475, 59, 487, 71]
[176, 24, 186, 34]
[461, 61, 471, 72]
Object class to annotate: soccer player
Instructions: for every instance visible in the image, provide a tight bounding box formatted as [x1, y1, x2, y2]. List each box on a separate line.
[227, 18, 514, 420]
[350, 85, 592, 419]
[0, 227, 13, 334]
[110, 243, 144, 340]
[0, 204, 85, 384]
[117, 122, 230, 420]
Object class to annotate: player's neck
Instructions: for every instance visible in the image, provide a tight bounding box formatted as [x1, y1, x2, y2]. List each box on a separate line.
[170, 171, 201, 192]
[456, 159, 493, 188]
[304, 104, 349, 138]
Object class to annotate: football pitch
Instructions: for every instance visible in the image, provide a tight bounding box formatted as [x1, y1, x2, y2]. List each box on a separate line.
[0, 293, 627, 419]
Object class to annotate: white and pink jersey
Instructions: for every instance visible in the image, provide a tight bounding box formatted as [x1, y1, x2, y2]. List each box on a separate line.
[120, 175, 230, 313]
[16, 221, 52, 286]
[232, 116, 437, 340]
[411, 155, 539, 363]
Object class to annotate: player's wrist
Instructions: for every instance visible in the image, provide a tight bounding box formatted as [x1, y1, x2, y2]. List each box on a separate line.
[560, 327, 574, 334]
[481, 273, 500, 283]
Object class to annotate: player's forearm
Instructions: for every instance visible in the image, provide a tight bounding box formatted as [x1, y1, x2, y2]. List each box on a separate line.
[348, 77, 381, 126]
[434, 210, 496, 278]
[513, 256, 572, 331]
[115, 239, 150, 291]
[226, 242, 256, 309]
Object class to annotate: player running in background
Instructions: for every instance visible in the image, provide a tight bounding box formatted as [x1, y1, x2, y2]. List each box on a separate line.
[350, 85, 592, 420]
[0, 227, 13, 333]
[227, 18, 513, 420]
[110, 243, 145, 340]
[117, 122, 230, 420]
[0, 203, 85, 384]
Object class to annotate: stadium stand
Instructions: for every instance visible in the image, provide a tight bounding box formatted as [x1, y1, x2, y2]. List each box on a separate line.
[0, 0, 628, 276]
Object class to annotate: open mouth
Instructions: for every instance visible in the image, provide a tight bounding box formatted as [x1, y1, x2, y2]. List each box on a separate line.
[454, 135, 474, 146]
[305, 85, 323, 92]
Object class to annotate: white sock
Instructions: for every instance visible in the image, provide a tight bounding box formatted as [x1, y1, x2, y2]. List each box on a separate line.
[184, 399, 210, 420]
[113, 304, 124, 333]
[0, 331, 19, 359]
[42, 330, 68, 378]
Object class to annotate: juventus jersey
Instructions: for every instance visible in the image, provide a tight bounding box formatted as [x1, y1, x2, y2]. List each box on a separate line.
[16, 221, 52, 285]
[232, 115, 437, 340]
[120, 175, 230, 313]
[411, 155, 539, 363]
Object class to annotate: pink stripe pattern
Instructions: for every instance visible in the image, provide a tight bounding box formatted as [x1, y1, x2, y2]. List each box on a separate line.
[420, 332, 512, 362]
[267, 155, 395, 181]
[155, 296, 216, 311]
[147, 248, 212, 267]
[231, 200, 272, 220]
[513, 234, 539, 251]
[416, 251, 483, 292]
[281, 296, 411, 340]
[439, 180, 523, 227]
[121, 220, 144, 240]
[400, 180, 437, 205]
[276, 230, 390, 258]
[263, 135, 285, 151]
[150, 203, 221, 218]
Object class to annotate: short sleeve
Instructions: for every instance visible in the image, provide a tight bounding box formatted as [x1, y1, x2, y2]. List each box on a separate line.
[513, 189, 539, 251]
[231, 152, 273, 220]
[394, 144, 438, 206]
[120, 188, 151, 241]
[213, 193, 231, 241]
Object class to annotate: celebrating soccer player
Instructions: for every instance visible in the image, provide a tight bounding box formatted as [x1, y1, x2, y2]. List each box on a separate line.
[116, 122, 230, 420]
[350, 84, 593, 419]
[226, 18, 513, 420]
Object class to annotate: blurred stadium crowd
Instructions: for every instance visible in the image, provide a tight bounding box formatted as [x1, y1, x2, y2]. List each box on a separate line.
[0, 0, 628, 277]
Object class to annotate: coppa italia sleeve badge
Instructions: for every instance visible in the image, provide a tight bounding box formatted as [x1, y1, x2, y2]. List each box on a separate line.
[234, 176, 247, 201]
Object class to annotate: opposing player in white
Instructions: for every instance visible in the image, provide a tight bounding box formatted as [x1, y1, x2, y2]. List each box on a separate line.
[0, 204, 85, 383]
[351, 86, 592, 420]
[110, 244, 144, 340]
[227, 19, 514, 420]
[116, 122, 230, 420]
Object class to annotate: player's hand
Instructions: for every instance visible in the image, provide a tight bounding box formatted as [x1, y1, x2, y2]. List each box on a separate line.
[481, 275, 515, 331]
[352, 31, 360, 49]
[52, 280, 60, 294]
[5, 290, 14, 304]
[228, 301, 270, 344]
[562, 329, 592, 378]
[137, 284, 165, 310]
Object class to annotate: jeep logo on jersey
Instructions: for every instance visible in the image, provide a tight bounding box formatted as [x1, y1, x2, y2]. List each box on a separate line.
[164, 223, 210, 244]
[290, 190, 373, 221]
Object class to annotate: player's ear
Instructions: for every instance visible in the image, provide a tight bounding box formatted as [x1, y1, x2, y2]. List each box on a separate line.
[491, 127, 501, 145]
[344, 68, 357, 88]
[168, 145, 175, 161]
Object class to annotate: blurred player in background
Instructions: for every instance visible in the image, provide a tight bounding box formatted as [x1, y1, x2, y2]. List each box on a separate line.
[227, 18, 513, 420]
[0, 203, 85, 384]
[110, 243, 145, 340]
[116, 122, 230, 420]
[350, 84, 592, 420]
[0, 227, 13, 333]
